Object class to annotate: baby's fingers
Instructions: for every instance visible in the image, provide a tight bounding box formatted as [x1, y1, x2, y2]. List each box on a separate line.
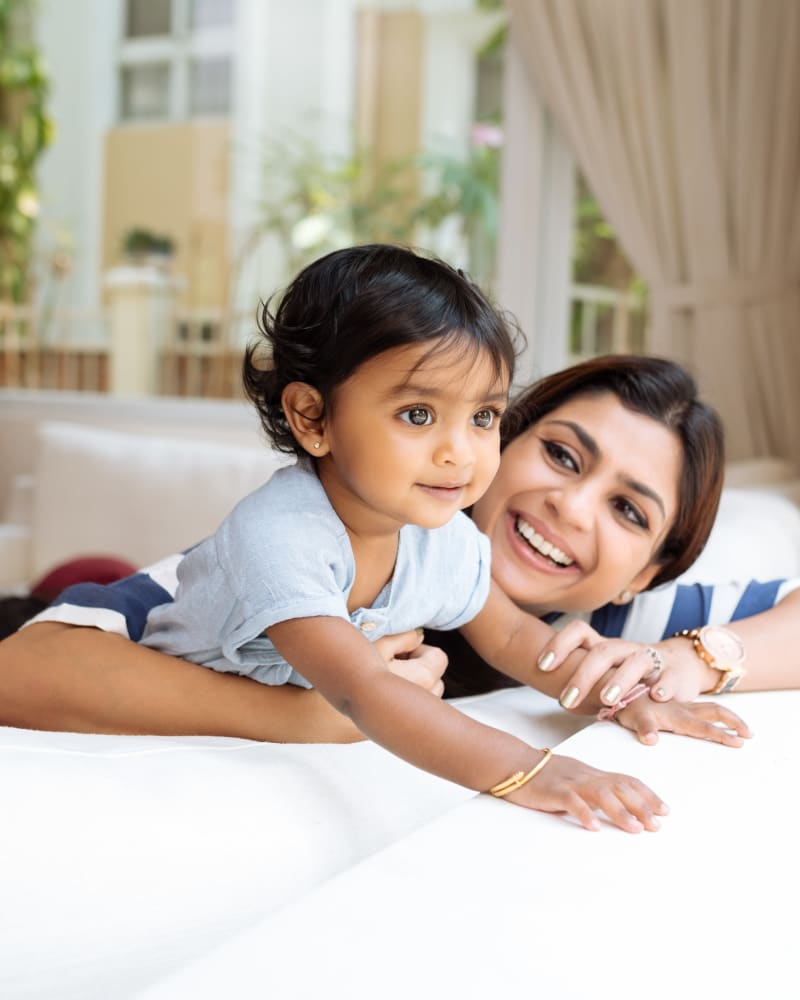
[662, 701, 751, 747]
[592, 778, 667, 833]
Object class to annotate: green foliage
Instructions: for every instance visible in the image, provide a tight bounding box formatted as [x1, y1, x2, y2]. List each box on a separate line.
[245, 129, 501, 291]
[415, 138, 501, 288]
[0, 0, 51, 302]
[246, 132, 420, 279]
[122, 227, 175, 258]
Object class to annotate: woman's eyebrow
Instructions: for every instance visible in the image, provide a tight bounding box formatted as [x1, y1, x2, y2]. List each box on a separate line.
[547, 419, 666, 519]
[620, 475, 666, 519]
[547, 419, 599, 458]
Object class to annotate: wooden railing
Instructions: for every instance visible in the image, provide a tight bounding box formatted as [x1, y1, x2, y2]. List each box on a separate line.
[0, 288, 648, 397]
[567, 283, 648, 362]
[0, 305, 109, 392]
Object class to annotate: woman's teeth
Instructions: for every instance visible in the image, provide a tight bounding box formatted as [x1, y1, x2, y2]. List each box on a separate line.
[514, 517, 574, 566]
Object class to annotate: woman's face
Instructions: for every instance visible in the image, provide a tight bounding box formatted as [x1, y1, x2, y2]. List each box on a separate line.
[470, 392, 683, 615]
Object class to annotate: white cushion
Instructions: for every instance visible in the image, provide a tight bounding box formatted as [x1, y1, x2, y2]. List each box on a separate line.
[0, 688, 589, 999]
[680, 487, 800, 583]
[30, 422, 291, 577]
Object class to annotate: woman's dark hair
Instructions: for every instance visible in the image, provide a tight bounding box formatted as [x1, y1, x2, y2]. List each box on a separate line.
[501, 354, 725, 588]
[243, 244, 518, 457]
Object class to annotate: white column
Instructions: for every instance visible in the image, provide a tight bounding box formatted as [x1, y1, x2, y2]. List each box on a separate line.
[496, 36, 575, 391]
[104, 266, 181, 396]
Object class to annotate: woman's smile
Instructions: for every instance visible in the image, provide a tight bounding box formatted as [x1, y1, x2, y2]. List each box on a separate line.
[509, 512, 578, 570]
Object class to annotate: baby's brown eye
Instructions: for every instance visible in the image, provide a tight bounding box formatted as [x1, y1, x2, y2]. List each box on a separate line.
[472, 409, 495, 429]
[400, 407, 433, 426]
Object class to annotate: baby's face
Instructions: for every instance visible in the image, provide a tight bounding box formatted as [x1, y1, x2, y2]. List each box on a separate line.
[315, 340, 510, 536]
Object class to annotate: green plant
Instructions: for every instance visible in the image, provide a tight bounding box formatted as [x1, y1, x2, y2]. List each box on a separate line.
[238, 127, 502, 297]
[243, 132, 419, 280]
[122, 227, 175, 258]
[415, 126, 502, 288]
[0, 0, 51, 303]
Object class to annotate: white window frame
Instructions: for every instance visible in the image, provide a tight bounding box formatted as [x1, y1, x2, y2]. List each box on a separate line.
[118, 0, 236, 122]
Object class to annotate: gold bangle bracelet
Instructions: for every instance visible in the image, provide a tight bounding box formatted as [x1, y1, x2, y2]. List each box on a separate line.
[488, 749, 553, 798]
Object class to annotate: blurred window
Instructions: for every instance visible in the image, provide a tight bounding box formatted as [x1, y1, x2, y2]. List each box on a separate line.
[126, 0, 171, 37]
[119, 0, 235, 121]
[190, 0, 234, 30]
[121, 62, 171, 118]
[189, 56, 231, 115]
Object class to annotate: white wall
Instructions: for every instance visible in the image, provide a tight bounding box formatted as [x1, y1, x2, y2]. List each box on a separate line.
[34, 0, 119, 311]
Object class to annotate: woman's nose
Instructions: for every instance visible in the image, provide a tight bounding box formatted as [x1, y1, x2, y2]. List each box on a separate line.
[546, 482, 595, 531]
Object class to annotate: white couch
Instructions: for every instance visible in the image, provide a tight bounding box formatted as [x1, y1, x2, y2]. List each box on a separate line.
[1, 391, 800, 999]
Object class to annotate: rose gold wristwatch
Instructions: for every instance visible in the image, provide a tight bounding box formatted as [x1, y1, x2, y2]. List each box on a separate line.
[672, 625, 747, 694]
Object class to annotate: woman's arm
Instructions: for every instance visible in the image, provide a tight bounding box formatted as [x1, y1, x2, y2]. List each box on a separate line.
[0, 623, 446, 743]
[651, 588, 800, 700]
[530, 583, 800, 709]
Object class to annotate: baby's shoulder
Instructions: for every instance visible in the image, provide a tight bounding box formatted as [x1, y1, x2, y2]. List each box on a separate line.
[218, 461, 345, 557]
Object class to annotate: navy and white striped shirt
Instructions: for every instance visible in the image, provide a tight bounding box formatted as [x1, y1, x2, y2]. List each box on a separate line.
[28, 554, 799, 646]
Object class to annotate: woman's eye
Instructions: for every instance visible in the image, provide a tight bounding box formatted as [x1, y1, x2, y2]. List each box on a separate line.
[400, 407, 433, 426]
[472, 408, 497, 429]
[543, 439, 578, 472]
[614, 497, 648, 529]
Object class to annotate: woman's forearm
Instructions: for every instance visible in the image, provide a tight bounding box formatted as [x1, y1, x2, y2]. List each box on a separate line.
[0, 623, 364, 743]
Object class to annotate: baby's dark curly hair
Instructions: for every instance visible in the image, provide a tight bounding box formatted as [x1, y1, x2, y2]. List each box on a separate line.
[242, 244, 518, 457]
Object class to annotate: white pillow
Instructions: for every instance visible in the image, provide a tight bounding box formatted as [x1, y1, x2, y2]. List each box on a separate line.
[31, 422, 291, 577]
[680, 487, 800, 583]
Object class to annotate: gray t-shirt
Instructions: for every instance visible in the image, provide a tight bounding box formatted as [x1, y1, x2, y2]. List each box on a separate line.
[141, 459, 492, 687]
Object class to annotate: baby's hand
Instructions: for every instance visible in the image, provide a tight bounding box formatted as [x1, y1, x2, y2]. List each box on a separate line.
[504, 752, 668, 833]
[375, 629, 448, 698]
[615, 696, 753, 747]
[536, 621, 665, 710]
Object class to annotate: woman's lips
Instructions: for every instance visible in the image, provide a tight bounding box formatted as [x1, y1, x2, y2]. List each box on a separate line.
[507, 512, 579, 572]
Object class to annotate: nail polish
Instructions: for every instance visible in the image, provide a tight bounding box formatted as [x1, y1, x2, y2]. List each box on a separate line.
[537, 651, 555, 672]
[602, 684, 621, 705]
[560, 686, 580, 709]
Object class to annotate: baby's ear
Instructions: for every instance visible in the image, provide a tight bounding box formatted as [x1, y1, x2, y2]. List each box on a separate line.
[281, 382, 329, 456]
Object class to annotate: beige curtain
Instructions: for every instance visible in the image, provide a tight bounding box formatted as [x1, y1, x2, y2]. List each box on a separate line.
[508, 0, 800, 463]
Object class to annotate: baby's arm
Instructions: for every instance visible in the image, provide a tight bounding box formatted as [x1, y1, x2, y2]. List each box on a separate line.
[458, 582, 612, 704]
[268, 616, 667, 832]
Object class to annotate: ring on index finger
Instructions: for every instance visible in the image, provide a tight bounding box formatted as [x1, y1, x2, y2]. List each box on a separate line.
[644, 646, 663, 679]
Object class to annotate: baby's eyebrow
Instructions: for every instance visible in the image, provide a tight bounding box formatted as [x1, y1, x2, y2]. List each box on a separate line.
[386, 382, 508, 404]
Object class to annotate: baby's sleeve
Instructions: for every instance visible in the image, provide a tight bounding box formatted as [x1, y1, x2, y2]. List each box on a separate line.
[214, 504, 352, 660]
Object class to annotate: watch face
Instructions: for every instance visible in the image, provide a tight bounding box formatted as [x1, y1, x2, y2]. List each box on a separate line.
[700, 625, 746, 666]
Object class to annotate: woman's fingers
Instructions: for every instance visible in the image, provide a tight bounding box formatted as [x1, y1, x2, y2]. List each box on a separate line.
[557, 644, 657, 710]
[536, 620, 607, 672]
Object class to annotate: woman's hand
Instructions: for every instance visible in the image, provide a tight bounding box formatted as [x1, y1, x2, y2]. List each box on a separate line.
[376, 629, 448, 697]
[535, 621, 668, 710]
[614, 695, 752, 747]
[535, 623, 721, 711]
[504, 751, 668, 833]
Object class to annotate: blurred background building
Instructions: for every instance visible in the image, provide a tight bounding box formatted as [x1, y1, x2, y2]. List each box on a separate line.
[1, 0, 798, 468]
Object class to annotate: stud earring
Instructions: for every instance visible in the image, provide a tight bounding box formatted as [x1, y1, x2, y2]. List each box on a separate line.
[618, 589, 633, 604]
[313, 442, 321, 450]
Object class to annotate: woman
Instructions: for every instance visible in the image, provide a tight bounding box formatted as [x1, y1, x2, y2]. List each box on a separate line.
[1, 355, 797, 741]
